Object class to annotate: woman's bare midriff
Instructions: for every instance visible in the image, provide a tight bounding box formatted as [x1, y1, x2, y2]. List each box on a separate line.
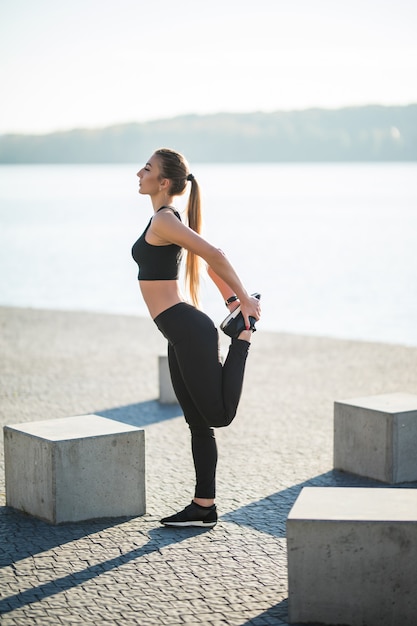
[139, 280, 185, 319]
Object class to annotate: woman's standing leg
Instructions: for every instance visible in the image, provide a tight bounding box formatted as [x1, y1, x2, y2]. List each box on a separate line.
[159, 342, 219, 527]
[168, 342, 218, 500]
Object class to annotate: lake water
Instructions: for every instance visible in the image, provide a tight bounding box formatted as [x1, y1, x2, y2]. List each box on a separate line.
[1, 163, 416, 346]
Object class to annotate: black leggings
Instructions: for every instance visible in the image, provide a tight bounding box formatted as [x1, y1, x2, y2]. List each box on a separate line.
[154, 302, 250, 498]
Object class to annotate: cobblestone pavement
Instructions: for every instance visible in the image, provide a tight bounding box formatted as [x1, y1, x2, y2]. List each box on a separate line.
[1, 307, 417, 625]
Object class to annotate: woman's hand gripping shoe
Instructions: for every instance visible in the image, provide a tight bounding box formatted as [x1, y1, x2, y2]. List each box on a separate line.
[220, 293, 261, 339]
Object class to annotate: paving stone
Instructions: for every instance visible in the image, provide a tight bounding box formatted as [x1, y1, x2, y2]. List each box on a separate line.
[1, 307, 417, 625]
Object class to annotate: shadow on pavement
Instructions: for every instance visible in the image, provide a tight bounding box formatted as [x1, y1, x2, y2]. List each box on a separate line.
[96, 398, 183, 427]
[221, 470, 417, 538]
[0, 508, 133, 569]
[239, 598, 290, 625]
[0, 523, 210, 615]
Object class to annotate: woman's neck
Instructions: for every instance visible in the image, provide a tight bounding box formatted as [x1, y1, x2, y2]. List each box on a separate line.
[151, 192, 175, 212]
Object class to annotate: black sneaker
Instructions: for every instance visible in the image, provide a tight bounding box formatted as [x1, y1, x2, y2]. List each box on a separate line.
[220, 292, 261, 339]
[160, 501, 218, 528]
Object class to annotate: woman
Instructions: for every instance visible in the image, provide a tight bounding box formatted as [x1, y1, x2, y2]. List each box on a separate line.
[132, 148, 261, 528]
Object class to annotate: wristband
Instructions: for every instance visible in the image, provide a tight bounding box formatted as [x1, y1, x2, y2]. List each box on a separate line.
[225, 295, 238, 307]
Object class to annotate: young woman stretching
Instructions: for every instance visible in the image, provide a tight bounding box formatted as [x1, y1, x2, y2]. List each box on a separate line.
[132, 148, 261, 527]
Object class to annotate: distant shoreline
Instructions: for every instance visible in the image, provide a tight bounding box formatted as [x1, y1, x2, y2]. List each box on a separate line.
[1, 104, 416, 164]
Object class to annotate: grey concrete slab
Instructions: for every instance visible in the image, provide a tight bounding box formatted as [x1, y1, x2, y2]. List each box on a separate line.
[4, 415, 145, 523]
[334, 392, 417, 482]
[287, 487, 417, 625]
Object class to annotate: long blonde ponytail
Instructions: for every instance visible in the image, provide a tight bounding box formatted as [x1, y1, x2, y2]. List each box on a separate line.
[185, 175, 202, 307]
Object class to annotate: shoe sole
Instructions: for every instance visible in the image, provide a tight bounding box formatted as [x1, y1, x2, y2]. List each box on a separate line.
[161, 520, 217, 528]
[220, 305, 243, 330]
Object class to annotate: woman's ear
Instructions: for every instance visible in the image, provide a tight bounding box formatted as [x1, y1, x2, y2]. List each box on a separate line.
[159, 178, 170, 191]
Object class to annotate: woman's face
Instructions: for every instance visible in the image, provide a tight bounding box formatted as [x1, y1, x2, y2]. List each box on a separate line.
[137, 154, 163, 196]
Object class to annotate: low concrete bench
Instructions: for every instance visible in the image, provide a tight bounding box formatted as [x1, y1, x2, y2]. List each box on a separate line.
[158, 355, 178, 404]
[287, 486, 417, 626]
[4, 414, 145, 524]
[334, 392, 417, 483]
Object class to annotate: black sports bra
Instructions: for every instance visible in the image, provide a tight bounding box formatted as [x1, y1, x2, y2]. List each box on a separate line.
[131, 206, 183, 281]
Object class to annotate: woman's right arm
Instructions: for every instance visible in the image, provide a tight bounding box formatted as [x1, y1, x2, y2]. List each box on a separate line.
[151, 212, 260, 327]
[204, 249, 260, 328]
[207, 263, 237, 306]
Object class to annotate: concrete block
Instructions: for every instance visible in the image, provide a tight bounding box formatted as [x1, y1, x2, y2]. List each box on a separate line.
[158, 355, 178, 404]
[287, 486, 417, 626]
[334, 392, 417, 483]
[4, 414, 145, 524]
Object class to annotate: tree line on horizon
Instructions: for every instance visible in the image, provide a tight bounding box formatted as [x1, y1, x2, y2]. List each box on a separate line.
[0, 104, 416, 163]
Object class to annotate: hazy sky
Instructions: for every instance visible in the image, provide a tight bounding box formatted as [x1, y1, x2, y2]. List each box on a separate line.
[1, 0, 416, 134]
